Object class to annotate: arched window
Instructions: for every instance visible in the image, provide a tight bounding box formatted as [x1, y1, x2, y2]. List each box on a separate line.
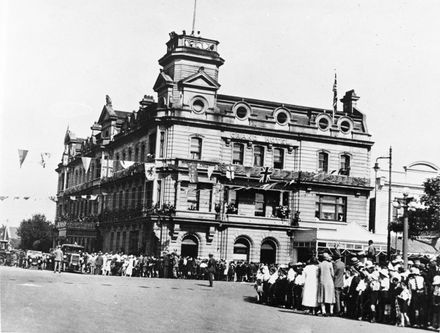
[233, 237, 251, 262]
[127, 148, 132, 161]
[273, 148, 284, 169]
[232, 143, 244, 165]
[318, 151, 328, 173]
[181, 235, 199, 258]
[140, 144, 145, 162]
[340, 154, 351, 176]
[254, 146, 264, 167]
[190, 137, 202, 160]
[260, 239, 277, 264]
[134, 146, 139, 162]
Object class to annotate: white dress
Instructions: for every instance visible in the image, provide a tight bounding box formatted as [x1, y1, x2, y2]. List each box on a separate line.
[125, 258, 134, 277]
[302, 264, 319, 308]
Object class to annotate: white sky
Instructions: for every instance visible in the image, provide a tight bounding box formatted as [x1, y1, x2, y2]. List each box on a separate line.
[1, 0, 440, 227]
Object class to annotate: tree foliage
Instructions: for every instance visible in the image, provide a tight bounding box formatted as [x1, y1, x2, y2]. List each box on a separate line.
[420, 175, 440, 231]
[17, 214, 54, 252]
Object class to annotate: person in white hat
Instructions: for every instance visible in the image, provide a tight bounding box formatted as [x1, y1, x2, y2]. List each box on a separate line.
[407, 267, 426, 328]
[430, 275, 440, 330]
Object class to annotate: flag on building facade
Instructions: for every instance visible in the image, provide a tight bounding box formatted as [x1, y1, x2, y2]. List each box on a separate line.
[144, 163, 156, 181]
[244, 166, 252, 178]
[0, 196, 8, 201]
[188, 163, 198, 183]
[89, 195, 98, 201]
[259, 166, 272, 183]
[120, 161, 135, 169]
[70, 196, 77, 201]
[18, 149, 28, 168]
[81, 157, 92, 173]
[100, 158, 114, 178]
[207, 165, 214, 179]
[226, 165, 235, 180]
[81, 195, 87, 199]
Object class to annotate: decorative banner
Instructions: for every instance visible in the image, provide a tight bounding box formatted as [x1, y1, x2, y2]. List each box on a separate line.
[13, 196, 20, 200]
[188, 163, 198, 183]
[81, 157, 92, 173]
[226, 165, 235, 180]
[49, 196, 58, 202]
[0, 196, 8, 201]
[207, 165, 215, 179]
[81, 195, 87, 199]
[244, 166, 252, 178]
[259, 167, 273, 183]
[23, 196, 30, 200]
[89, 195, 98, 201]
[120, 161, 135, 169]
[70, 196, 77, 201]
[145, 163, 156, 181]
[40, 153, 51, 168]
[18, 149, 29, 168]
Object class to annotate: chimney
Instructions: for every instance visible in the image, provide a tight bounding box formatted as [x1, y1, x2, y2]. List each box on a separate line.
[340, 90, 360, 114]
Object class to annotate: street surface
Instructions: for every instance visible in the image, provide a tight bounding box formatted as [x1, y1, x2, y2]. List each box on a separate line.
[1, 266, 419, 333]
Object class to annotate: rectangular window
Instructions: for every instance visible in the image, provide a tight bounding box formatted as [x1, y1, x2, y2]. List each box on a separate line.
[315, 195, 346, 222]
[149, 133, 156, 157]
[118, 190, 123, 210]
[190, 137, 202, 160]
[134, 146, 139, 162]
[110, 232, 114, 251]
[318, 152, 328, 173]
[140, 144, 145, 162]
[131, 188, 136, 209]
[273, 148, 284, 169]
[187, 183, 200, 210]
[254, 146, 264, 167]
[232, 143, 244, 165]
[340, 155, 350, 176]
[159, 132, 165, 158]
[115, 232, 121, 252]
[145, 182, 153, 208]
[255, 192, 265, 216]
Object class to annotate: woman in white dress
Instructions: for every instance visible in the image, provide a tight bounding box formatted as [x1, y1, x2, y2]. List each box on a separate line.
[302, 257, 319, 314]
[125, 255, 134, 277]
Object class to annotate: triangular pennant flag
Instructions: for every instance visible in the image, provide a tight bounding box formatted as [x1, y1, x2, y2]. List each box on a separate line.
[13, 196, 20, 200]
[18, 149, 29, 168]
[48, 196, 58, 202]
[0, 196, 8, 201]
[70, 196, 77, 201]
[81, 195, 87, 199]
[40, 152, 51, 168]
[89, 195, 98, 201]
[244, 166, 252, 178]
[145, 163, 156, 181]
[81, 157, 92, 173]
[188, 163, 198, 183]
[120, 161, 135, 169]
[23, 196, 30, 200]
[207, 165, 215, 179]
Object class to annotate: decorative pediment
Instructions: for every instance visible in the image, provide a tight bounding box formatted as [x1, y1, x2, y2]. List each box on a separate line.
[179, 67, 220, 91]
[153, 71, 174, 92]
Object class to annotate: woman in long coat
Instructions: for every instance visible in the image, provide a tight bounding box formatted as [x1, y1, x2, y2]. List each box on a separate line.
[302, 257, 319, 313]
[318, 253, 335, 315]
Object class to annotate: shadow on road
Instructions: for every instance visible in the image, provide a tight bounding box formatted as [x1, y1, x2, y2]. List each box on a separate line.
[195, 283, 212, 288]
[242, 296, 258, 304]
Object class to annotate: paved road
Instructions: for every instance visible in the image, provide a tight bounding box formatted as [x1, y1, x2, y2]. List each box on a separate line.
[1, 266, 419, 333]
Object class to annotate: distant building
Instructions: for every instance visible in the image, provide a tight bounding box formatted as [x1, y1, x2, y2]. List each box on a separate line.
[371, 160, 440, 236]
[54, 31, 383, 262]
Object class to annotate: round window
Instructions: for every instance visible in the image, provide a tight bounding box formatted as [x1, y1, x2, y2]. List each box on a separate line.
[340, 120, 352, 133]
[236, 106, 248, 119]
[318, 117, 330, 130]
[276, 111, 289, 125]
[192, 99, 206, 113]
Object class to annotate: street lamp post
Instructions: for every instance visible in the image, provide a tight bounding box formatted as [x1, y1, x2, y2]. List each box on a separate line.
[373, 146, 392, 260]
[392, 187, 416, 269]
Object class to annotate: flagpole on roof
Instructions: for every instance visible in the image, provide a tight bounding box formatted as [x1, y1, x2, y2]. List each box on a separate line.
[332, 71, 337, 120]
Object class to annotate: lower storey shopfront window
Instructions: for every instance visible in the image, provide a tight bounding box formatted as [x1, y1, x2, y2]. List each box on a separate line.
[315, 195, 346, 222]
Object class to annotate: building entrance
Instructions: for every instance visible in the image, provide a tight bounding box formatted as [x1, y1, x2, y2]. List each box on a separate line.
[260, 240, 276, 264]
[181, 235, 199, 258]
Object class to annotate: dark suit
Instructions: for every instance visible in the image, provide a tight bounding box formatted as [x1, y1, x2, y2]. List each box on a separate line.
[207, 257, 216, 287]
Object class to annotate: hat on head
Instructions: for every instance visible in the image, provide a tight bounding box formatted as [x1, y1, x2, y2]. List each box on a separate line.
[379, 268, 389, 277]
[323, 253, 332, 261]
[408, 260, 414, 266]
[350, 257, 360, 265]
[410, 267, 420, 275]
[433, 275, 440, 286]
[365, 260, 374, 269]
[208, 253, 213, 257]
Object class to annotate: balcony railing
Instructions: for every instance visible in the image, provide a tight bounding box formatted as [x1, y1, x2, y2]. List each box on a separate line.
[56, 221, 96, 230]
[64, 178, 101, 195]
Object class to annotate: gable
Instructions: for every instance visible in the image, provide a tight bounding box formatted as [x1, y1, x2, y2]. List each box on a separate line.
[179, 68, 220, 91]
[153, 71, 174, 92]
[97, 105, 117, 124]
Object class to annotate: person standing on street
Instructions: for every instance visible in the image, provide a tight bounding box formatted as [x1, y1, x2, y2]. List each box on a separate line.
[53, 245, 63, 274]
[207, 253, 216, 287]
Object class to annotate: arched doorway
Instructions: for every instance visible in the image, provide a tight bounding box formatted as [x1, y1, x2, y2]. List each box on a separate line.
[260, 239, 277, 264]
[181, 235, 199, 258]
[233, 237, 251, 262]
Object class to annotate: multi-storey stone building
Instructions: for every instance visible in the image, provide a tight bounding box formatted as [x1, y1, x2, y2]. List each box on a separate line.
[54, 31, 385, 263]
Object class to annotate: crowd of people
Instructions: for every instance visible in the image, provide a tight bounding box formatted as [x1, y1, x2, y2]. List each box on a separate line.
[254, 251, 440, 330]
